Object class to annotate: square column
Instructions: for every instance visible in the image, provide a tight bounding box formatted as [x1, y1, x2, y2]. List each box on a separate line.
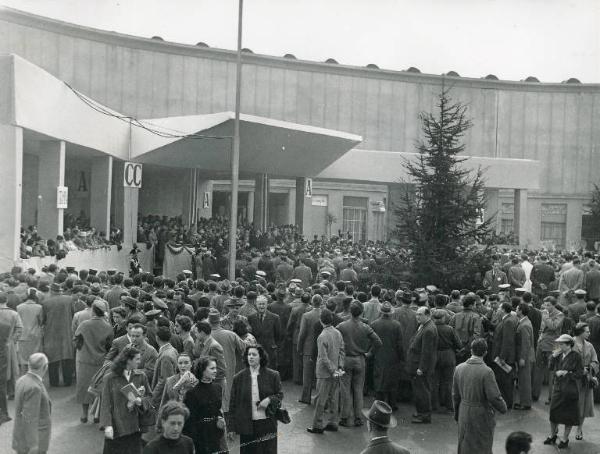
[287, 188, 296, 225]
[0, 125, 23, 264]
[295, 177, 311, 234]
[90, 156, 112, 240]
[514, 189, 528, 246]
[246, 190, 254, 223]
[254, 174, 269, 230]
[112, 160, 138, 247]
[37, 140, 65, 239]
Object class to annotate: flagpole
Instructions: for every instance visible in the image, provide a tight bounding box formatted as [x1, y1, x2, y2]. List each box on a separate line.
[228, 0, 243, 280]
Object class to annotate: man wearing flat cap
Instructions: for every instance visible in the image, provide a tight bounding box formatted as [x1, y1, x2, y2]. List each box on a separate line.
[359, 401, 409, 454]
[568, 289, 587, 323]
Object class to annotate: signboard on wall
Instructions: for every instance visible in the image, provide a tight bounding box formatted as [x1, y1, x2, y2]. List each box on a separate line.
[311, 195, 328, 207]
[57, 186, 68, 209]
[203, 192, 210, 209]
[123, 162, 143, 188]
[305, 178, 313, 198]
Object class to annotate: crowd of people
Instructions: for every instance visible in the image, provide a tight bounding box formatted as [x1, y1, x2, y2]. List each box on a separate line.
[2, 232, 600, 454]
[20, 222, 121, 260]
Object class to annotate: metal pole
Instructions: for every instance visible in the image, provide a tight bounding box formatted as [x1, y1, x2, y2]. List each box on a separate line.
[228, 0, 243, 280]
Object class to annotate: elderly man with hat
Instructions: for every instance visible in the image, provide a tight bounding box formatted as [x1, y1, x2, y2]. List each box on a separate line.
[221, 296, 250, 333]
[370, 302, 404, 410]
[41, 282, 76, 387]
[239, 290, 258, 319]
[359, 401, 409, 454]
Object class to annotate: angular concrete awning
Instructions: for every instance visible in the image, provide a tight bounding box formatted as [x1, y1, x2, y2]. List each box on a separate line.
[131, 112, 362, 178]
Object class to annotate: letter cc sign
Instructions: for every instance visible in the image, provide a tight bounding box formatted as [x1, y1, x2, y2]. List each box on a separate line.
[123, 162, 143, 188]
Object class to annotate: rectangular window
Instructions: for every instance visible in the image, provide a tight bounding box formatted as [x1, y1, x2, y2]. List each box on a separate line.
[500, 218, 514, 235]
[343, 197, 368, 242]
[541, 204, 567, 248]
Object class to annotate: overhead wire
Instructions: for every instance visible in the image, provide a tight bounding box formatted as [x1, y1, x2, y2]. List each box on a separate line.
[63, 82, 232, 141]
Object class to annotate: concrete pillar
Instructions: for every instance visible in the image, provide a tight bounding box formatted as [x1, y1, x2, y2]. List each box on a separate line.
[113, 160, 138, 247]
[295, 177, 311, 234]
[0, 125, 23, 265]
[123, 186, 139, 247]
[246, 190, 254, 223]
[287, 188, 295, 225]
[514, 189, 528, 246]
[196, 180, 213, 220]
[37, 140, 65, 239]
[182, 169, 195, 228]
[90, 156, 112, 240]
[254, 174, 269, 230]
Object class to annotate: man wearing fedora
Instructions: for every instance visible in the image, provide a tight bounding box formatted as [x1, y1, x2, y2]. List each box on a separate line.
[359, 400, 410, 454]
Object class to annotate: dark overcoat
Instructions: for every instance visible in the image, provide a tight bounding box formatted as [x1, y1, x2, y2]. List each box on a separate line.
[370, 316, 404, 391]
[549, 350, 583, 426]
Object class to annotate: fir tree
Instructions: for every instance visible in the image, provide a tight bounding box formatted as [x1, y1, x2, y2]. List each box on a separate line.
[394, 89, 493, 288]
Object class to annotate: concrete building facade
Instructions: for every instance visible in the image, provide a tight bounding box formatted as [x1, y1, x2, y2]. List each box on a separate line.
[0, 7, 599, 273]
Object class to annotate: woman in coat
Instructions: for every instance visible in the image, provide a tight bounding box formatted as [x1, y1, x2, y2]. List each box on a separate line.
[16, 288, 43, 375]
[100, 345, 152, 454]
[182, 355, 226, 454]
[544, 334, 583, 449]
[230, 344, 283, 454]
[159, 352, 198, 409]
[573, 323, 598, 440]
[74, 301, 113, 422]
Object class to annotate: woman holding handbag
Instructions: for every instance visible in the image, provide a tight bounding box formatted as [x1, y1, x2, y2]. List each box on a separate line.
[573, 323, 599, 440]
[544, 334, 584, 449]
[229, 344, 283, 454]
[100, 345, 153, 454]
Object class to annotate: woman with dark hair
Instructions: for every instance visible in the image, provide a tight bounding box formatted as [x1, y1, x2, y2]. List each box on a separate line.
[573, 322, 598, 440]
[544, 334, 584, 449]
[233, 319, 257, 373]
[230, 345, 283, 454]
[74, 301, 114, 423]
[159, 352, 198, 409]
[182, 356, 227, 454]
[100, 345, 152, 454]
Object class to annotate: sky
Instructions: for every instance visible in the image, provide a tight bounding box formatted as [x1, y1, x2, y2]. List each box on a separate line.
[3, 0, 600, 83]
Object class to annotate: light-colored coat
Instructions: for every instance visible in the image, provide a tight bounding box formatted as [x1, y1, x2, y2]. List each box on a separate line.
[452, 357, 507, 454]
[12, 372, 52, 453]
[315, 325, 345, 378]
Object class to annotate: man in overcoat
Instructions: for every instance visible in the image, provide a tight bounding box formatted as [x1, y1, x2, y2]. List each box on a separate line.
[296, 295, 323, 404]
[391, 290, 417, 402]
[514, 303, 535, 410]
[12, 353, 52, 454]
[42, 283, 75, 386]
[492, 302, 517, 409]
[407, 306, 438, 424]
[453, 339, 507, 454]
[370, 302, 404, 409]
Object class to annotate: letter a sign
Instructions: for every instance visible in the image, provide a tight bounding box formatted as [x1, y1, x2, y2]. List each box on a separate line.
[123, 162, 143, 188]
[304, 178, 313, 198]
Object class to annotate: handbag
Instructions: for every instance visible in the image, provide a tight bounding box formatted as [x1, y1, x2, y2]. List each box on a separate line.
[265, 399, 291, 424]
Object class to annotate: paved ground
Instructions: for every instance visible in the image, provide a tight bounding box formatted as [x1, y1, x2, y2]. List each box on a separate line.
[1, 381, 599, 454]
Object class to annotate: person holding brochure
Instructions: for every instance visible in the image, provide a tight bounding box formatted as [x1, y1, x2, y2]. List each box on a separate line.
[100, 345, 153, 454]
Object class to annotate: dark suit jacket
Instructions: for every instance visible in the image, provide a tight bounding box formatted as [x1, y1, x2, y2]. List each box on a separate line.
[406, 319, 438, 375]
[359, 437, 411, 454]
[248, 311, 282, 365]
[493, 314, 517, 364]
[229, 367, 283, 435]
